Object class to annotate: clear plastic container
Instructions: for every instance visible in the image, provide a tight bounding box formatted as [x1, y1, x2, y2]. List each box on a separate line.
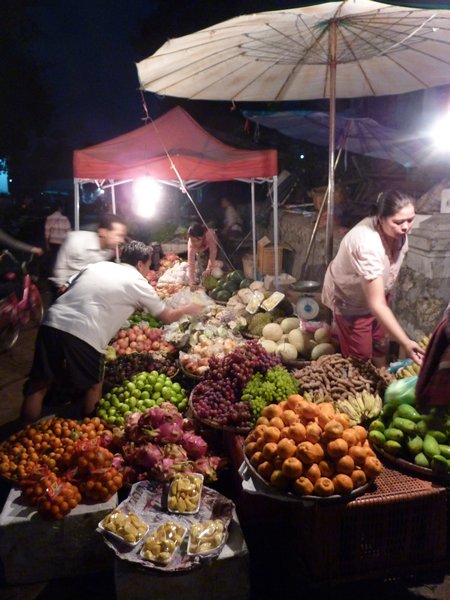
[99, 510, 149, 547]
[187, 519, 227, 556]
[140, 520, 187, 564]
[167, 473, 203, 514]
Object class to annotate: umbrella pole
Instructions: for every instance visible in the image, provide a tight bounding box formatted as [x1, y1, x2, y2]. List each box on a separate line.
[251, 179, 257, 280]
[301, 147, 342, 280]
[273, 175, 279, 289]
[74, 178, 80, 231]
[325, 20, 337, 266]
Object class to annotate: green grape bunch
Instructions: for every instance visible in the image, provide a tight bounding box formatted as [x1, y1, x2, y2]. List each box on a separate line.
[241, 366, 299, 424]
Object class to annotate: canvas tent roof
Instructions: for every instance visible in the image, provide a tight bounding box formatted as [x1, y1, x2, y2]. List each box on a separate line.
[73, 106, 277, 182]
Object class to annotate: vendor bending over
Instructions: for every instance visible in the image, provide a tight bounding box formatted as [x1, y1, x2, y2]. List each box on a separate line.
[322, 190, 424, 367]
[187, 223, 218, 287]
[21, 241, 203, 423]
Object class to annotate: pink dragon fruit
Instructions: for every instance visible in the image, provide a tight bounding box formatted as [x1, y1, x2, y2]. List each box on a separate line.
[193, 456, 223, 481]
[180, 432, 208, 458]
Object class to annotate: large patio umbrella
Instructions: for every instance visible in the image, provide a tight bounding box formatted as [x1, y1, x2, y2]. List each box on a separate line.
[137, 0, 450, 266]
[242, 110, 429, 167]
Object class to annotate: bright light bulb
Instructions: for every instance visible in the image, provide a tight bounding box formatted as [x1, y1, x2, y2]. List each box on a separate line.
[429, 111, 450, 152]
[132, 177, 162, 218]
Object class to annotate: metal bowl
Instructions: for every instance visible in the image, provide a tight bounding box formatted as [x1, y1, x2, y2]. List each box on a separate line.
[291, 280, 321, 293]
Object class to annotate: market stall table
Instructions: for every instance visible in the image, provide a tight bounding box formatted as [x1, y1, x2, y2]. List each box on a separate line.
[0, 486, 118, 585]
[114, 508, 250, 600]
[225, 432, 448, 586]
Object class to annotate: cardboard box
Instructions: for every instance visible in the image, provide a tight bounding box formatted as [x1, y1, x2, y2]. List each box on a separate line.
[257, 237, 285, 275]
[0, 487, 117, 584]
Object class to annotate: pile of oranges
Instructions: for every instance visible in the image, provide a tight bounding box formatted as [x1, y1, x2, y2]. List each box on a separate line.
[0, 417, 123, 520]
[244, 394, 382, 497]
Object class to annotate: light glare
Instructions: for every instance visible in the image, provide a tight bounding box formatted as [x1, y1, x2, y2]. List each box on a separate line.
[133, 177, 162, 218]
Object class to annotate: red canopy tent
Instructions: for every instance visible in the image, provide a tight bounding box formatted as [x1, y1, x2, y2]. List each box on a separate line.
[73, 106, 280, 280]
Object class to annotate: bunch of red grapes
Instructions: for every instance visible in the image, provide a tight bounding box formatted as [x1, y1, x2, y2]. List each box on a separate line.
[191, 341, 280, 429]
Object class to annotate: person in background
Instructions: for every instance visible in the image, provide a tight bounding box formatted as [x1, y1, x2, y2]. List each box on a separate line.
[416, 302, 450, 408]
[187, 223, 218, 287]
[220, 196, 243, 238]
[45, 203, 71, 254]
[21, 241, 203, 423]
[51, 213, 127, 295]
[322, 190, 424, 367]
[44, 203, 71, 275]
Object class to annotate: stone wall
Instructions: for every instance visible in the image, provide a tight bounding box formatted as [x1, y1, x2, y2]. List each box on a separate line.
[393, 214, 450, 340]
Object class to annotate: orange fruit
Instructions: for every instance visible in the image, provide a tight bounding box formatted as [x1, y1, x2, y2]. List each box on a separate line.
[281, 410, 299, 426]
[319, 402, 336, 418]
[286, 394, 304, 411]
[336, 454, 355, 475]
[314, 477, 335, 497]
[262, 442, 278, 461]
[257, 461, 275, 482]
[324, 420, 344, 440]
[269, 417, 285, 430]
[281, 457, 303, 479]
[363, 440, 376, 457]
[254, 437, 266, 452]
[279, 426, 291, 440]
[348, 445, 367, 467]
[253, 424, 268, 439]
[351, 468, 367, 488]
[250, 451, 264, 468]
[342, 428, 359, 447]
[272, 455, 284, 470]
[277, 438, 297, 460]
[244, 442, 257, 458]
[327, 438, 348, 459]
[278, 400, 289, 410]
[333, 473, 354, 494]
[300, 403, 320, 422]
[270, 469, 290, 491]
[263, 426, 281, 443]
[305, 422, 322, 443]
[305, 463, 321, 483]
[318, 459, 335, 478]
[287, 422, 306, 443]
[353, 425, 368, 443]
[363, 456, 382, 480]
[296, 441, 324, 465]
[333, 413, 351, 429]
[292, 476, 314, 496]
[262, 404, 283, 420]
[255, 416, 270, 426]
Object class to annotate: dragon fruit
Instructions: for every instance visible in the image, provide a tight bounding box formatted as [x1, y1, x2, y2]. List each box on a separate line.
[136, 443, 165, 470]
[193, 456, 223, 481]
[180, 432, 208, 458]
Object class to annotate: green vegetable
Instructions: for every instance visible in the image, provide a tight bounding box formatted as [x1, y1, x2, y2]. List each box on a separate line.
[369, 419, 385, 433]
[368, 430, 385, 447]
[392, 417, 416, 436]
[384, 428, 404, 443]
[431, 455, 448, 474]
[414, 452, 430, 468]
[384, 440, 403, 456]
[406, 435, 423, 456]
[439, 444, 450, 460]
[427, 430, 447, 444]
[423, 434, 441, 459]
[393, 404, 421, 422]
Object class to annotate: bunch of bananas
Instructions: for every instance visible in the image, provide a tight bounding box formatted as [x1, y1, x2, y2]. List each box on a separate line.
[397, 362, 420, 379]
[335, 391, 383, 426]
[419, 335, 430, 350]
[302, 390, 334, 404]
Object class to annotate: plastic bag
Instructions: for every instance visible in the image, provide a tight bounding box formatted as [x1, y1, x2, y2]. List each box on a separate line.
[384, 376, 418, 406]
[158, 261, 189, 285]
[164, 288, 215, 309]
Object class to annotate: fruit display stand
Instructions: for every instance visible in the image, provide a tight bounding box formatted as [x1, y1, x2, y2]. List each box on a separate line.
[224, 433, 448, 586]
[114, 508, 250, 600]
[0, 486, 118, 585]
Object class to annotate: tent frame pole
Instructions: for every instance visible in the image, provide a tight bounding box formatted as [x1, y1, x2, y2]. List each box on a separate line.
[251, 179, 257, 280]
[273, 175, 279, 288]
[325, 19, 337, 266]
[74, 179, 80, 231]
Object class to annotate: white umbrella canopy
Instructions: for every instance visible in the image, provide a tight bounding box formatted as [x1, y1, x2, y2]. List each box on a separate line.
[137, 0, 450, 265]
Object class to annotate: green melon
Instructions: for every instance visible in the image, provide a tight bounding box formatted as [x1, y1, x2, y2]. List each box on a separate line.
[240, 278, 253, 289]
[216, 290, 231, 302]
